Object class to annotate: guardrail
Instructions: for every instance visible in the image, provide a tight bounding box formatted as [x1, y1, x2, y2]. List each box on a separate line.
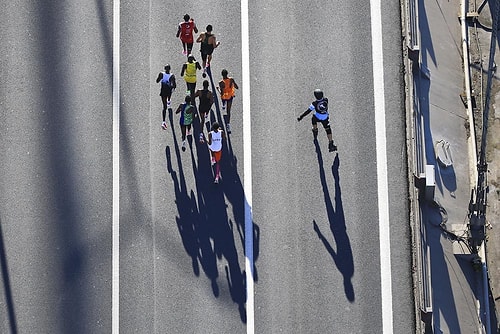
[405, 0, 434, 331]
[408, 0, 420, 55]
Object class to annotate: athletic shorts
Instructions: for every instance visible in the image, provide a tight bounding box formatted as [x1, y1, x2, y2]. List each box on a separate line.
[160, 85, 173, 97]
[312, 114, 330, 128]
[198, 105, 211, 114]
[211, 150, 222, 162]
[201, 45, 214, 56]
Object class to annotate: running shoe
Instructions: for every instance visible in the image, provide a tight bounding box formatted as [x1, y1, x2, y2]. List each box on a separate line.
[187, 128, 192, 136]
[214, 176, 219, 184]
[182, 140, 186, 152]
[199, 133, 205, 143]
[161, 122, 168, 130]
[226, 123, 231, 134]
[182, 50, 187, 56]
[211, 156, 216, 165]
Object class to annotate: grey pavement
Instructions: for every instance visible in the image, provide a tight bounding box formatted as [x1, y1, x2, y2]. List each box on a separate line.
[409, 0, 499, 332]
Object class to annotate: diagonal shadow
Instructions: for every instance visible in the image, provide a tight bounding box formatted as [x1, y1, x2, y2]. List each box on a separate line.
[418, 0, 437, 68]
[423, 199, 460, 332]
[415, 0, 439, 194]
[312, 140, 355, 302]
[35, 2, 90, 332]
[206, 65, 260, 284]
[165, 65, 257, 322]
[0, 218, 18, 334]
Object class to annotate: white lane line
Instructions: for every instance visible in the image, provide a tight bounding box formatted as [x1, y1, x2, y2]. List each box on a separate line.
[370, 0, 394, 332]
[112, 0, 120, 333]
[241, 0, 254, 332]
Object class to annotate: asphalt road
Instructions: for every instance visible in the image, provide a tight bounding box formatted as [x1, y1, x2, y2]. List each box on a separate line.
[0, 1, 113, 333]
[0, 0, 414, 333]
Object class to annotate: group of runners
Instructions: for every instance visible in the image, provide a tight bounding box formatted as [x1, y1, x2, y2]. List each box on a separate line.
[157, 14, 336, 184]
[155, 14, 239, 183]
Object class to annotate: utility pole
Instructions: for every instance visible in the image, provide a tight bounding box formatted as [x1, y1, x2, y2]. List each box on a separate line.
[467, 1, 500, 333]
[468, 0, 499, 255]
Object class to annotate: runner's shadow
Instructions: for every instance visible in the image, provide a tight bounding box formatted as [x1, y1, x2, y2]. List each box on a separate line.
[165, 78, 255, 323]
[205, 64, 259, 282]
[166, 143, 221, 297]
[165, 107, 210, 281]
[312, 140, 355, 302]
[0, 217, 18, 334]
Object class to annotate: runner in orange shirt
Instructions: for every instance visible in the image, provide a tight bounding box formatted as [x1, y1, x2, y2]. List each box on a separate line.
[217, 69, 239, 134]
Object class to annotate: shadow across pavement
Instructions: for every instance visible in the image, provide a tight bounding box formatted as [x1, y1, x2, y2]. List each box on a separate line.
[312, 140, 355, 302]
[165, 66, 258, 323]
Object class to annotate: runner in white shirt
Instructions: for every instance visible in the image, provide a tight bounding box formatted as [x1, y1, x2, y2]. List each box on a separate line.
[207, 122, 226, 183]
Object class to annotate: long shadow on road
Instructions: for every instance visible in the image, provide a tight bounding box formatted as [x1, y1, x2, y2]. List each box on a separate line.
[0, 218, 17, 334]
[165, 66, 257, 322]
[312, 140, 355, 302]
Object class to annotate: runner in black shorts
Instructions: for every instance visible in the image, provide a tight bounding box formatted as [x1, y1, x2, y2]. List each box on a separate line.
[194, 80, 214, 143]
[155, 64, 176, 130]
[196, 25, 220, 76]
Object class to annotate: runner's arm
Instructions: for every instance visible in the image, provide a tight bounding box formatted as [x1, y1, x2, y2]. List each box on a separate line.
[232, 78, 239, 90]
[180, 64, 186, 77]
[176, 24, 181, 38]
[175, 104, 182, 114]
[212, 36, 220, 48]
[297, 109, 312, 121]
[209, 92, 214, 106]
[170, 75, 176, 89]
[217, 80, 224, 94]
[156, 72, 163, 83]
[196, 33, 203, 43]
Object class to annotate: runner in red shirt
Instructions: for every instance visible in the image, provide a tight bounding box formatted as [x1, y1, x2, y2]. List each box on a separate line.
[176, 14, 198, 56]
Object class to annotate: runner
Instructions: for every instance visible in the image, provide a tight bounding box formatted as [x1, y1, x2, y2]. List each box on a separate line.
[207, 122, 226, 183]
[217, 69, 239, 134]
[180, 54, 202, 102]
[176, 14, 198, 55]
[194, 79, 214, 143]
[155, 64, 176, 130]
[175, 95, 195, 152]
[297, 89, 337, 152]
[196, 25, 220, 77]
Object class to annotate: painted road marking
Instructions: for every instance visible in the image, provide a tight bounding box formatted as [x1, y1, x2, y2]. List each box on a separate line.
[370, 0, 394, 332]
[241, 0, 254, 333]
[112, 0, 120, 333]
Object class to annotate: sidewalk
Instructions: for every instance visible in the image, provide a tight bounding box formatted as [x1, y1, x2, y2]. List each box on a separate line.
[409, 0, 496, 332]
